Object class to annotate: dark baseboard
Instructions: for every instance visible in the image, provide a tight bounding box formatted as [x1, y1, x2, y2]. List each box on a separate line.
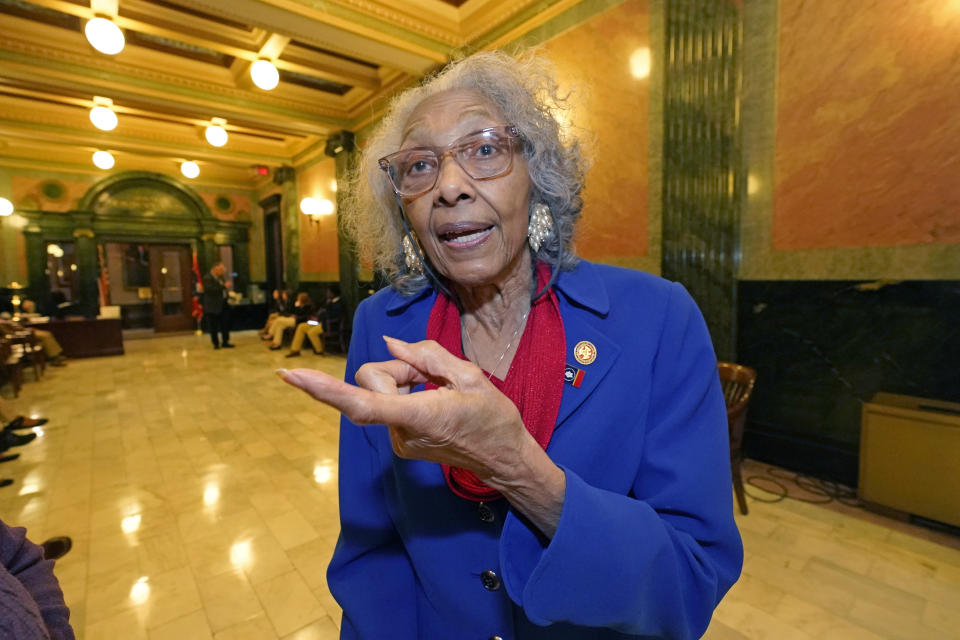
[744, 423, 859, 488]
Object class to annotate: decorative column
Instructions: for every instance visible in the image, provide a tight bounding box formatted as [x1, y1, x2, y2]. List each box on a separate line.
[233, 240, 250, 294]
[660, 0, 745, 362]
[273, 166, 300, 291]
[22, 226, 48, 301]
[198, 226, 218, 276]
[325, 131, 359, 322]
[73, 228, 99, 316]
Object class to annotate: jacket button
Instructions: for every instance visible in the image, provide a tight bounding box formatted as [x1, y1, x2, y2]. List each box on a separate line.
[481, 570, 501, 591]
[478, 502, 495, 523]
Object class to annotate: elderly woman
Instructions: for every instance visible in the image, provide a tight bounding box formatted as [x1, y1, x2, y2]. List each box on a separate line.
[281, 51, 742, 639]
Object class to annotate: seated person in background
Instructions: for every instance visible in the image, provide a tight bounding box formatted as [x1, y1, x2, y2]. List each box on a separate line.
[0, 519, 75, 639]
[0, 315, 66, 367]
[259, 289, 292, 337]
[266, 292, 313, 350]
[285, 285, 343, 358]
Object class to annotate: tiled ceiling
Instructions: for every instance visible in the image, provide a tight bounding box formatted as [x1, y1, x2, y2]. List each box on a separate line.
[0, 0, 580, 187]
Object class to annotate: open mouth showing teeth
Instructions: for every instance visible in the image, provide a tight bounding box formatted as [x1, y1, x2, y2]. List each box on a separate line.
[439, 226, 493, 244]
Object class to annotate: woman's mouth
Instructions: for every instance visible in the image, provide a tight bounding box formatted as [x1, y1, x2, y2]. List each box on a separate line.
[437, 224, 494, 249]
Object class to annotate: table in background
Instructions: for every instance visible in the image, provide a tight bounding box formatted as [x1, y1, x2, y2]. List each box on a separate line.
[26, 318, 124, 358]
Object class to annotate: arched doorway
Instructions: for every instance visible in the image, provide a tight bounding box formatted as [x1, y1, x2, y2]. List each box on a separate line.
[21, 171, 250, 332]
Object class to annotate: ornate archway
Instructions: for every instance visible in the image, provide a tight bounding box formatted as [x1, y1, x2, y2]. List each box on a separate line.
[20, 171, 250, 317]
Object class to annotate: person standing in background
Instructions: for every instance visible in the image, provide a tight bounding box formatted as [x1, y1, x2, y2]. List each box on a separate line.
[201, 262, 234, 350]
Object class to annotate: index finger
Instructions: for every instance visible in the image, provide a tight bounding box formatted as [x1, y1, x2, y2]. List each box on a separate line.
[277, 367, 421, 427]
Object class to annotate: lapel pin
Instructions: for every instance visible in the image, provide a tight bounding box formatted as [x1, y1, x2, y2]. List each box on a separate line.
[564, 364, 585, 388]
[573, 340, 597, 365]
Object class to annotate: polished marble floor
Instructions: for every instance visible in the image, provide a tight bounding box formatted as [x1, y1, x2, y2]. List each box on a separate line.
[1, 330, 959, 639]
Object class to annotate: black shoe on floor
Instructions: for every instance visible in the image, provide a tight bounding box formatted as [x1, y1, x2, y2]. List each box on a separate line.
[221, 343, 235, 348]
[285, 351, 300, 358]
[41, 536, 72, 561]
[1, 431, 37, 449]
[269, 345, 283, 351]
[0, 453, 19, 463]
[213, 345, 221, 350]
[0, 479, 12, 488]
[5, 416, 47, 431]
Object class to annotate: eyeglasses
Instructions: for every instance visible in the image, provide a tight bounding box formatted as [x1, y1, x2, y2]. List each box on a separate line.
[379, 125, 521, 198]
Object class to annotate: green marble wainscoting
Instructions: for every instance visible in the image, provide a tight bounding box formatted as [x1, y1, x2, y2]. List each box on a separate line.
[660, 0, 745, 362]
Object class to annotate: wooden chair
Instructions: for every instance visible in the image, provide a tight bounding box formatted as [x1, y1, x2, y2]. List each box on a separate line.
[321, 314, 350, 355]
[718, 361, 756, 515]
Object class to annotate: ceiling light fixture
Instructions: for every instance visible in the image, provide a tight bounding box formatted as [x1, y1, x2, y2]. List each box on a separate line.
[92, 150, 115, 170]
[0, 197, 13, 217]
[84, 16, 125, 55]
[89, 97, 118, 131]
[250, 59, 280, 91]
[181, 161, 200, 179]
[205, 118, 228, 147]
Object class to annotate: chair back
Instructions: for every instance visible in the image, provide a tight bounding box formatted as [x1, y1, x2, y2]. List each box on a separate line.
[718, 361, 756, 515]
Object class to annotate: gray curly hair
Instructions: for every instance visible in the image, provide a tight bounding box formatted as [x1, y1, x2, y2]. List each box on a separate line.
[340, 49, 586, 296]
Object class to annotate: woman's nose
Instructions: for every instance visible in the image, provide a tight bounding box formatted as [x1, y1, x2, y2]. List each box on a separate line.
[434, 152, 474, 205]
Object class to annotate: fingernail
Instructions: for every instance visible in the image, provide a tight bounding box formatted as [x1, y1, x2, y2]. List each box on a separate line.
[275, 368, 291, 381]
[383, 335, 400, 344]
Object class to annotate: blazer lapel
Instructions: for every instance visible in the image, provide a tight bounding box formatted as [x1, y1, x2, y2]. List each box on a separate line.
[555, 309, 621, 429]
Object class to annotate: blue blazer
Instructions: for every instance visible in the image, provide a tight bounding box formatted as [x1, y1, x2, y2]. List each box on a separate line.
[329, 261, 743, 639]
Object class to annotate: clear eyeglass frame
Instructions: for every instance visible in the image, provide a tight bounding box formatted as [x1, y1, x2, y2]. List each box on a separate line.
[378, 125, 521, 198]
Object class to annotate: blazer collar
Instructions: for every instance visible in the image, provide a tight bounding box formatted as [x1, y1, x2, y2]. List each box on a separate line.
[553, 260, 610, 318]
[383, 260, 610, 316]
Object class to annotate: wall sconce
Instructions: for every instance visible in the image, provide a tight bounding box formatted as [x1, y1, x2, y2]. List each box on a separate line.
[0, 197, 13, 217]
[300, 197, 335, 225]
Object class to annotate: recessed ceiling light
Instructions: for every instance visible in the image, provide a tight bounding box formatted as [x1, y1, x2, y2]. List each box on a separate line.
[205, 118, 228, 147]
[92, 150, 115, 169]
[84, 17, 125, 55]
[251, 59, 280, 91]
[180, 161, 200, 179]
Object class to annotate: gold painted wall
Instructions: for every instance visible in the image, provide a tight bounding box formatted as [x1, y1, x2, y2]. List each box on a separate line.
[741, 0, 960, 279]
[540, 0, 655, 271]
[296, 158, 340, 280]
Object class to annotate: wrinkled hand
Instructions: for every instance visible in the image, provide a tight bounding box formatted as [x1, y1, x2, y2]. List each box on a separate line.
[279, 337, 531, 480]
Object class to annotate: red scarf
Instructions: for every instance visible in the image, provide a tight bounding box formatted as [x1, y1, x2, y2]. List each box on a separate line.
[425, 263, 566, 501]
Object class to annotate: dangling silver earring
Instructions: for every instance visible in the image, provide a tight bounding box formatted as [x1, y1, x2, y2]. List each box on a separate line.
[528, 203, 553, 253]
[403, 234, 423, 274]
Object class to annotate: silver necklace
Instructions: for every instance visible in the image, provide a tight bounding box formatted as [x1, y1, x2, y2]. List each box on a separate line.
[462, 308, 530, 380]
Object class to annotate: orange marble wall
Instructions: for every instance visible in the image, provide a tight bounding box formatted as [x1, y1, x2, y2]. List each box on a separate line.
[296, 158, 340, 278]
[541, 0, 650, 261]
[11, 176, 92, 212]
[774, 0, 960, 250]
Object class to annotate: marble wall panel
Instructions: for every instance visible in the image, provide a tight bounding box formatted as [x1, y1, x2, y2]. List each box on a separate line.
[739, 279, 960, 485]
[12, 176, 92, 212]
[296, 158, 339, 280]
[540, 0, 654, 270]
[774, 0, 960, 251]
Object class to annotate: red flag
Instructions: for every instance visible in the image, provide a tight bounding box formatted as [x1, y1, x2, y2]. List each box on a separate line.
[191, 251, 203, 322]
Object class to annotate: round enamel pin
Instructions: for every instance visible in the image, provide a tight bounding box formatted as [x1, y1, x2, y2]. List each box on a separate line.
[573, 340, 597, 365]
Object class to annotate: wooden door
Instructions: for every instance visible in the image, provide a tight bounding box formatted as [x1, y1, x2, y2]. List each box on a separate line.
[149, 245, 193, 332]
